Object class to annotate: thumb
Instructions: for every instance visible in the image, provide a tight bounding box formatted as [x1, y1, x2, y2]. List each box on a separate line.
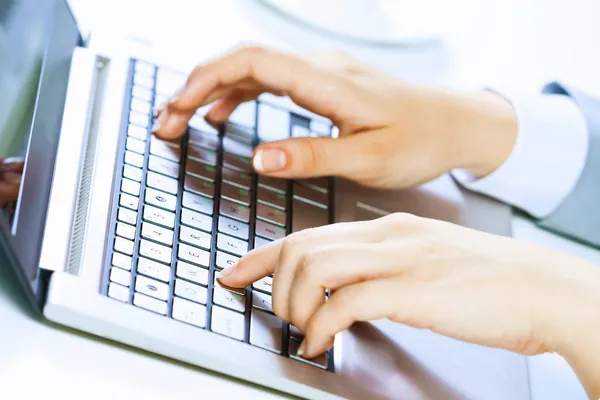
[251, 135, 378, 179]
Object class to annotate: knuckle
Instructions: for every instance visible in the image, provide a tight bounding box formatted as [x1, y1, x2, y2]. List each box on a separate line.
[302, 138, 329, 172]
[384, 212, 419, 230]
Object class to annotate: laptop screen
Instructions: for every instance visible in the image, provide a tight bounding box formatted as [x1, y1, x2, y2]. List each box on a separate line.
[0, 0, 81, 303]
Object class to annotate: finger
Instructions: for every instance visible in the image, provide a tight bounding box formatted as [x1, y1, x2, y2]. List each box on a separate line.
[168, 46, 353, 124]
[205, 89, 264, 123]
[301, 278, 412, 359]
[217, 238, 282, 288]
[272, 221, 381, 323]
[288, 242, 399, 332]
[251, 133, 386, 179]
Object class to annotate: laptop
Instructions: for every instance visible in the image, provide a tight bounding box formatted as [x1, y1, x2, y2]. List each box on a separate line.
[0, 0, 531, 398]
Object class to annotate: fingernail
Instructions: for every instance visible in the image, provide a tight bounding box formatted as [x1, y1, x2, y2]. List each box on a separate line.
[152, 111, 168, 132]
[169, 86, 184, 104]
[297, 340, 307, 357]
[217, 265, 237, 279]
[253, 148, 287, 173]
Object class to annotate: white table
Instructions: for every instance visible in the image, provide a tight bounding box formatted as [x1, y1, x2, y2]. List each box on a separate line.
[2, 0, 599, 398]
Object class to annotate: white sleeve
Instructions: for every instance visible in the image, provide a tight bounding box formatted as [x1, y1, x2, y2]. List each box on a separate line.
[452, 92, 589, 219]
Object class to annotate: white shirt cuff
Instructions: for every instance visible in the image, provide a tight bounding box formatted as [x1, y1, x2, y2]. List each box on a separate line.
[452, 91, 589, 219]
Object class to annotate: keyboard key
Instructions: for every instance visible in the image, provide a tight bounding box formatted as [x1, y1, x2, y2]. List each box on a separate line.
[216, 251, 239, 270]
[186, 159, 216, 182]
[150, 136, 181, 162]
[250, 309, 282, 354]
[217, 233, 248, 257]
[258, 103, 290, 142]
[124, 150, 144, 168]
[135, 61, 155, 77]
[132, 85, 153, 103]
[220, 183, 251, 206]
[117, 207, 138, 226]
[108, 282, 129, 302]
[145, 187, 177, 211]
[148, 155, 180, 179]
[155, 68, 186, 97]
[178, 243, 210, 268]
[137, 256, 171, 282]
[119, 193, 139, 211]
[222, 167, 251, 190]
[147, 171, 178, 195]
[184, 175, 215, 198]
[121, 178, 141, 196]
[223, 136, 253, 158]
[154, 94, 168, 113]
[112, 252, 132, 271]
[123, 164, 143, 182]
[179, 225, 211, 250]
[188, 146, 217, 166]
[257, 203, 286, 227]
[182, 191, 214, 215]
[252, 291, 273, 313]
[213, 275, 245, 296]
[129, 110, 150, 128]
[225, 123, 254, 144]
[131, 98, 152, 115]
[116, 222, 136, 240]
[289, 324, 303, 340]
[229, 101, 256, 127]
[258, 175, 287, 194]
[252, 276, 273, 294]
[291, 125, 310, 138]
[290, 339, 328, 368]
[172, 297, 206, 328]
[254, 236, 271, 249]
[114, 237, 134, 256]
[297, 178, 329, 194]
[128, 124, 148, 140]
[213, 287, 246, 313]
[292, 199, 328, 233]
[141, 222, 173, 246]
[223, 152, 251, 172]
[310, 119, 331, 137]
[189, 115, 218, 135]
[133, 73, 154, 89]
[293, 183, 328, 209]
[133, 293, 167, 315]
[143, 205, 175, 229]
[181, 208, 213, 232]
[110, 267, 131, 287]
[135, 275, 169, 301]
[219, 199, 250, 223]
[189, 130, 219, 151]
[211, 305, 245, 341]
[139, 239, 172, 264]
[174, 278, 207, 304]
[218, 216, 249, 240]
[255, 220, 286, 241]
[258, 187, 286, 210]
[176, 261, 209, 285]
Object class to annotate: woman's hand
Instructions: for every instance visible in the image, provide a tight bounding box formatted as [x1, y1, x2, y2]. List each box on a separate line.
[218, 214, 600, 399]
[154, 46, 518, 188]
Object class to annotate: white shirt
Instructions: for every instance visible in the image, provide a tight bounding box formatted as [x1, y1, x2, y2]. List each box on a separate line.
[452, 91, 589, 219]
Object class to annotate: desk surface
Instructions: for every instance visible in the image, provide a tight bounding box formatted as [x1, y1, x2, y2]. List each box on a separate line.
[2, 0, 600, 398]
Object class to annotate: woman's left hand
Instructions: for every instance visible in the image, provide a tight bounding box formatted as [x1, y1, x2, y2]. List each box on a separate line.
[217, 213, 600, 362]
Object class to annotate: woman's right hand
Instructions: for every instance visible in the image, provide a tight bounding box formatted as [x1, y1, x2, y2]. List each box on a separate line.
[154, 46, 518, 189]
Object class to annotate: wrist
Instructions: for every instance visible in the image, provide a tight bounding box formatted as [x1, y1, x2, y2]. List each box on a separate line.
[451, 91, 518, 178]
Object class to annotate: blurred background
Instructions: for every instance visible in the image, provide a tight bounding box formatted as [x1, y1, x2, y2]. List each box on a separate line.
[68, 0, 600, 97]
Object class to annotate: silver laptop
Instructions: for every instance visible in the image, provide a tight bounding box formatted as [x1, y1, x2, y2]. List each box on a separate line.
[0, 1, 531, 399]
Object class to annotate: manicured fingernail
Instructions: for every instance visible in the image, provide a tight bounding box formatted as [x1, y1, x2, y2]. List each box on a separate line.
[169, 86, 184, 104]
[152, 111, 168, 132]
[253, 148, 287, 172]
[297, 340, 307, 357]
[217, 265, 237, 279]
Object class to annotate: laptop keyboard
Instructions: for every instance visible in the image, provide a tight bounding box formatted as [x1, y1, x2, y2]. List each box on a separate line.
[102, 60, 334, 370]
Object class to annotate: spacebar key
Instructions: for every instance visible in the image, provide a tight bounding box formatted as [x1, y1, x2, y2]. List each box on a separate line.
[291, 199, 329, 233]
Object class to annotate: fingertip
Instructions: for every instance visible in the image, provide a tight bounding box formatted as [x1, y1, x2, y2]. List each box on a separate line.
[152, 110, 192, 140]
